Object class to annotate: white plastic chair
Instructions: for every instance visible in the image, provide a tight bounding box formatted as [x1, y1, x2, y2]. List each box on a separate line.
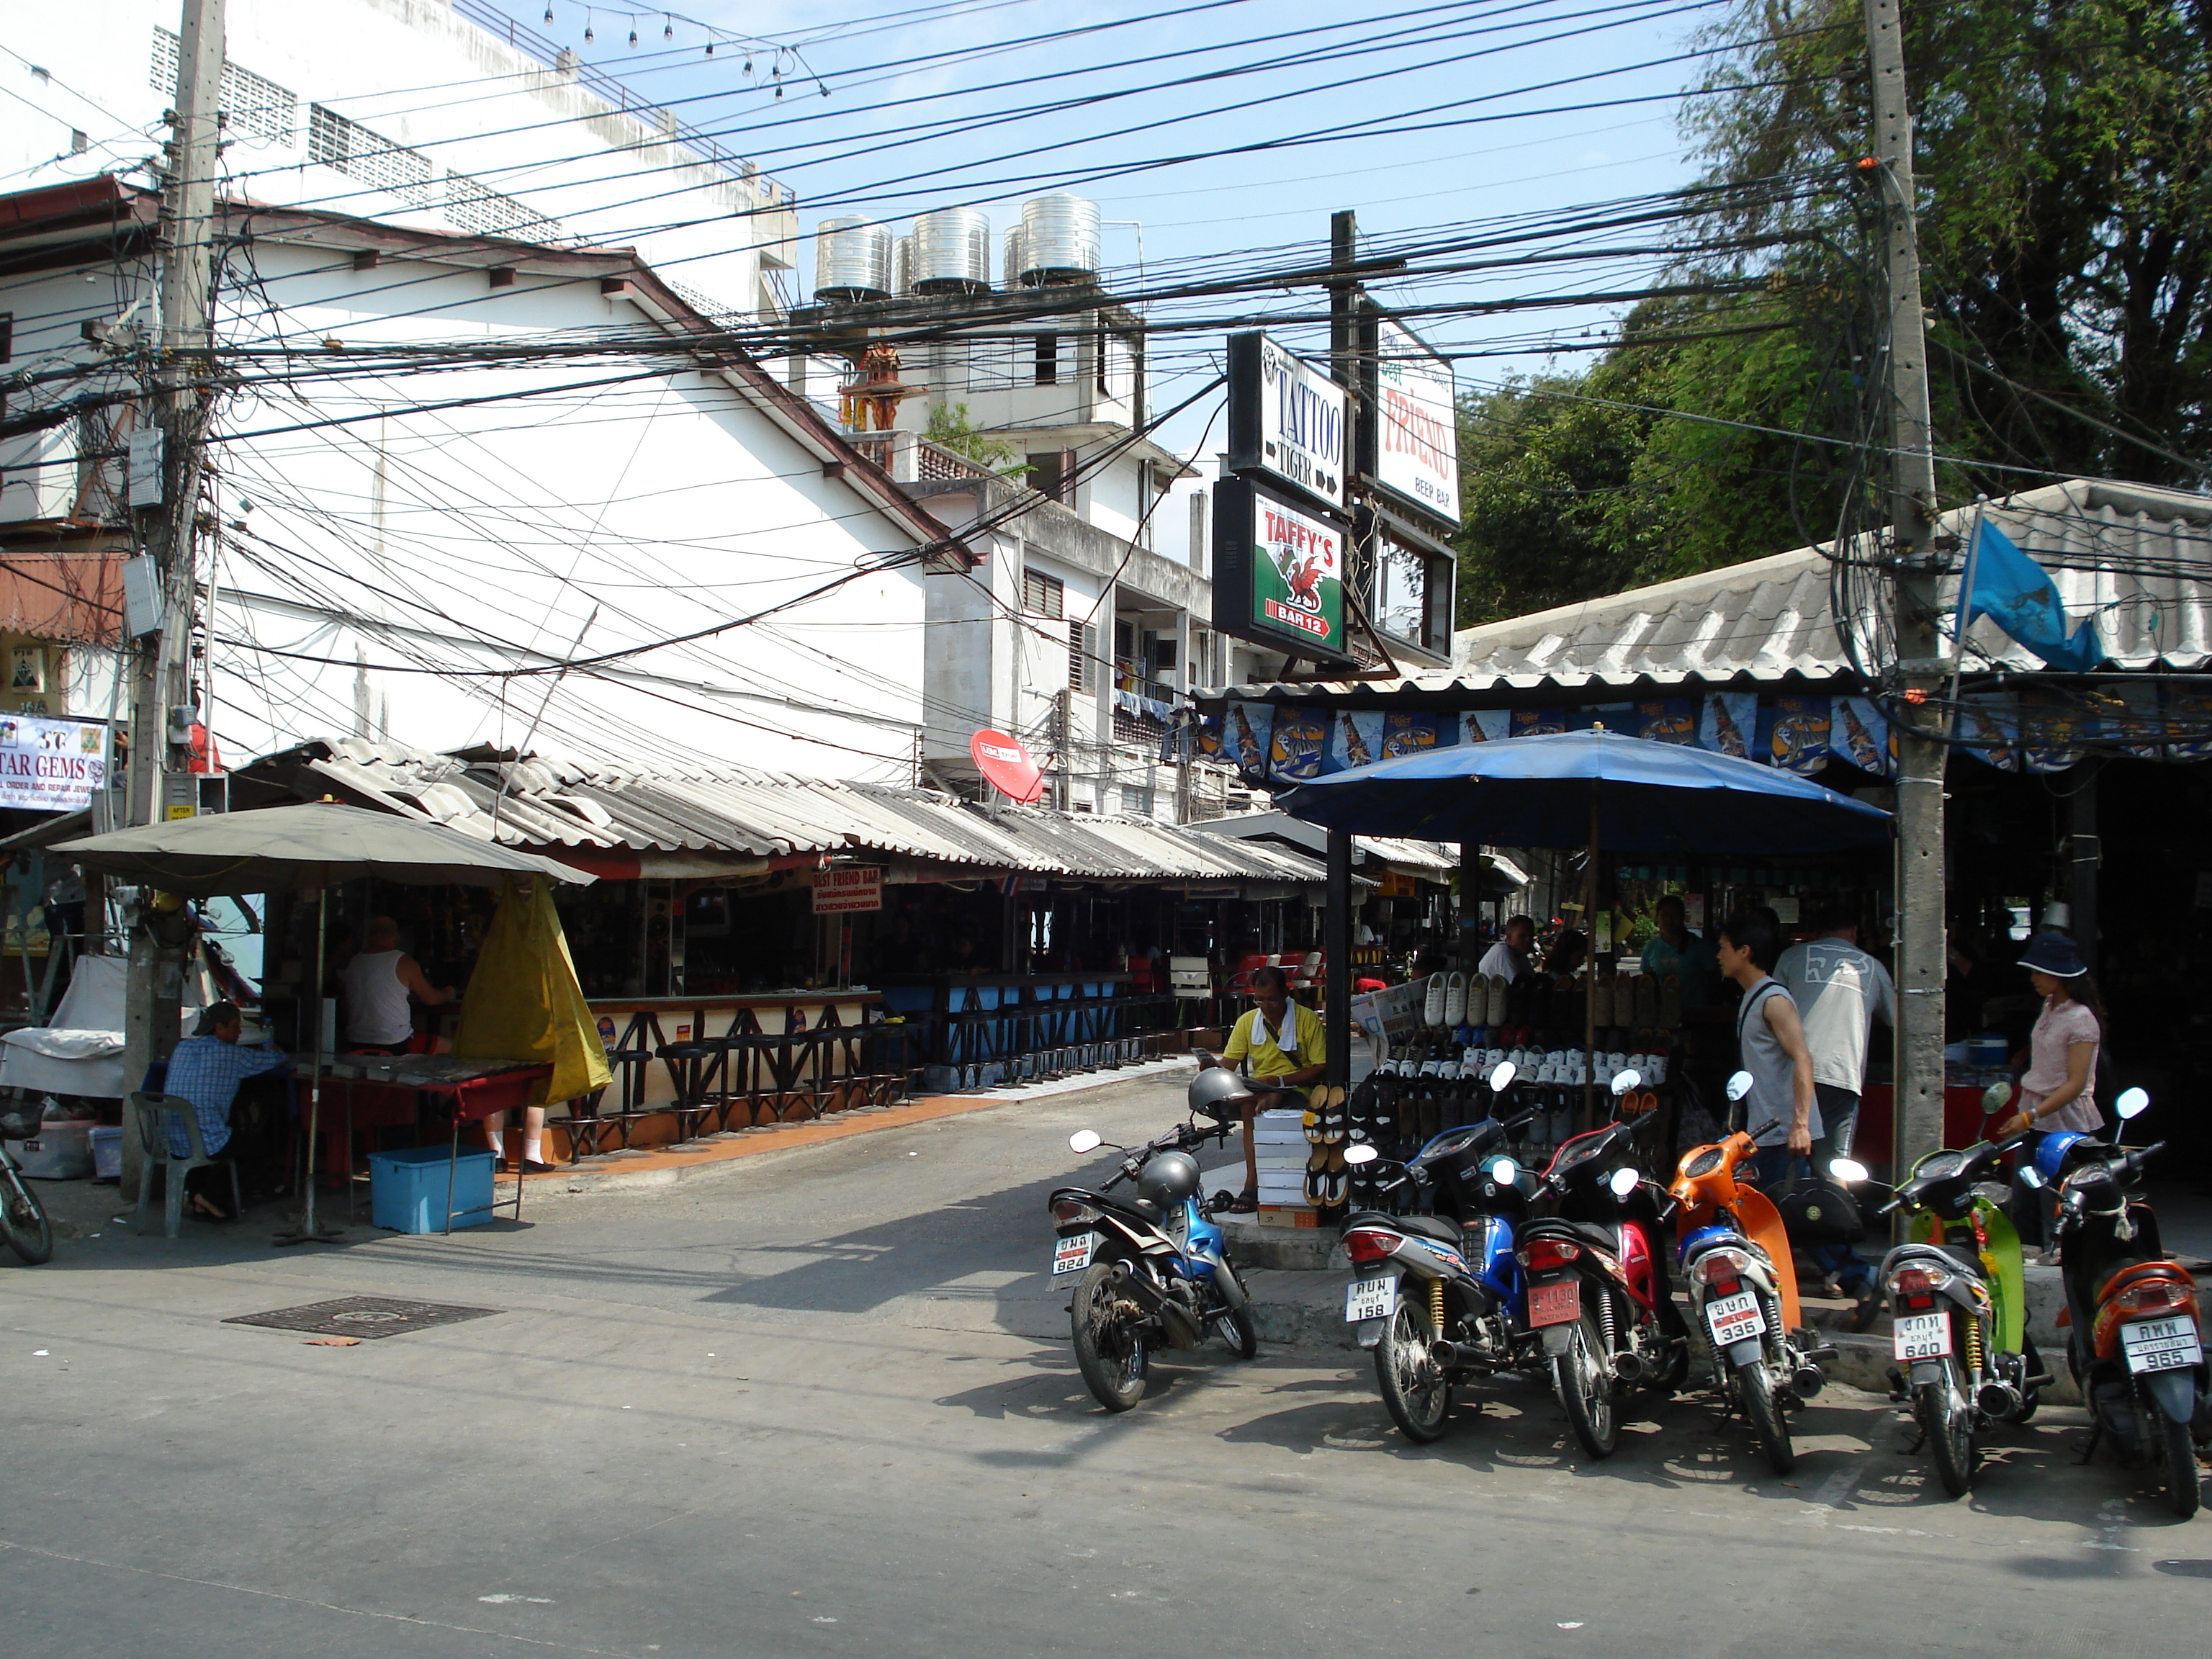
[129, 1091, 238, 1237]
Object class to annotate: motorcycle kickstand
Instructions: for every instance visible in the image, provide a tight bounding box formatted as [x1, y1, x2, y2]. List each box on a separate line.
[2072, 1420, 2103, 1465]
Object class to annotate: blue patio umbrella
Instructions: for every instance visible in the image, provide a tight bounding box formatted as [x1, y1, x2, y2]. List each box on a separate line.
[1280, 729, 1891, 854]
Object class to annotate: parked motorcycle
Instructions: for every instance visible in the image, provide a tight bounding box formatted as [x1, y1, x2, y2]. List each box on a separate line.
[1855, 1102, 2044, 1498]
[0, 1097, 55, 1265]
[1668, 1071, 1837, 1475]
[1339, 1060, 1542, 1442]
[1517, 1070, 1688, 1458]
[1048, 1066, 1258, 1412]
[2043, 1087, 2210, 1519]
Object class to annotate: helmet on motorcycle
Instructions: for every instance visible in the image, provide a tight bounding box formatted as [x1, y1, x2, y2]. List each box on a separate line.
[2034, 1130, 2092, 1184]
[1187, 1066, 1255, 1123]
[1136, 1148, 1202, 1209]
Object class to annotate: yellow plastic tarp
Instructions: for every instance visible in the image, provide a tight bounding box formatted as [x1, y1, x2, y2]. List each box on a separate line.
[455, 876, 611, 1105]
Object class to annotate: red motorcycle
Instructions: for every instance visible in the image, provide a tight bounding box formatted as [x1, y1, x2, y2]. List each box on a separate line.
[1516, 1072, 1688, 1457]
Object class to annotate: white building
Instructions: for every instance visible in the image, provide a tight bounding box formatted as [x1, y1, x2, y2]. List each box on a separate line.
[0, 0, 796, 320]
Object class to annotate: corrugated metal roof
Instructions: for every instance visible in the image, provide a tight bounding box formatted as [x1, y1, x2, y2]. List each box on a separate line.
[1210, 480, 2212, 701]
[1187, 811, 1461, 873]
[240, 740, 1330, 884]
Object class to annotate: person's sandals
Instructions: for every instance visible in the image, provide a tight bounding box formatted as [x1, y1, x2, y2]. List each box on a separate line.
[189, 1193, 235, 1223]
[1224, 1191, 1259, 1213]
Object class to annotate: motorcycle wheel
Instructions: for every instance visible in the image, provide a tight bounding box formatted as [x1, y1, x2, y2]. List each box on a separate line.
[0, 1161, 53, 1266]
[1069, 1261, 1148, 1412]
[1738, 1359, 1795, 1475]
[1915, 1367, 1975, 1498]
[1557, 1308, 1617, 1459]
[1374, 1299, 1450, 1443]
[1216, 1305, 1258, 1361]
[2157, 1406, 2202, 1520]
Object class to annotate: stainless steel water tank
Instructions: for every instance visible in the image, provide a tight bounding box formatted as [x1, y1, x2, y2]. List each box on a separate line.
[813, 215, 891, 301]
[1002, 225, 1027, 289]
[892, 233, 914, 296]
[1019, 194, 1100, 283]
[912, 207, 991, 293]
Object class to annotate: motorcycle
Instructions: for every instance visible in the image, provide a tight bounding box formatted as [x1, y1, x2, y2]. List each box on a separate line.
[1854, 1098, 2044, 1498]
[0, 1096, 55, 1265]
[1516, 1069, 1689, 1459]
[2044, 1087, 2210, 1519]
[1339, 1060, 1543, 1442]
[1048, 1066, 1258, 1413]
[1668, 1071, 1837, 1475]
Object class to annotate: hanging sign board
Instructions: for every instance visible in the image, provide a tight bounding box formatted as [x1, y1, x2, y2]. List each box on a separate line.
[1210, 477, 1350, 663]
[970, 727, 1046, 803]
[0, 714, 110, 813]
[1225, 332, 1346, 511]
[813, 865, 884, 914]
[1364, 315, 1459, 527]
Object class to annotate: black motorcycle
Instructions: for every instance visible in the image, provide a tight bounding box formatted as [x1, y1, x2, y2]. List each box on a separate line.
[1048, 1067, 1257, 1412]
[0, 1097, 54, 1264]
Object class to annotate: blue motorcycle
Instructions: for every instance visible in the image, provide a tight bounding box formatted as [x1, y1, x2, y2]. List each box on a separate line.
[1049, 1069, 1256, 1413]
[1339, 1062, 1542, 1442]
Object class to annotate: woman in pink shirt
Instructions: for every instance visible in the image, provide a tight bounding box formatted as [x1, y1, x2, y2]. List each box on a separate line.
[1994, 931, 2104, 1138]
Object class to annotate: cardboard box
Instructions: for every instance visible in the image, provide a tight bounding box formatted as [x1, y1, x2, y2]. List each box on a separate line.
[1256, 1205, 1320, 1228]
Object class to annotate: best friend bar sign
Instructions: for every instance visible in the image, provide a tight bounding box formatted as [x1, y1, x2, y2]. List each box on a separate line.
[0, 715, 109, 814]
[1211, 477, 1348, 663]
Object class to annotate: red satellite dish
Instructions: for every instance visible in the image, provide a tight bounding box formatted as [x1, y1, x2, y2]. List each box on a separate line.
[971, 729, 1046, 804]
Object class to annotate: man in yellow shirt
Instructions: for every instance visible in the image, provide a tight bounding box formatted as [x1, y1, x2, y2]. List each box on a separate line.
[1215, 964, 1327, 1211]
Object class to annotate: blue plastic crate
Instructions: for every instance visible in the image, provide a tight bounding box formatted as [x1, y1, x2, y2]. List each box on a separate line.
[369, 1143, 495, 1233]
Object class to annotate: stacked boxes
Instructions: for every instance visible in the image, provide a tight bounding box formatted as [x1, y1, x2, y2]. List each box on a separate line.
[1252, 1107, 1310, 1211]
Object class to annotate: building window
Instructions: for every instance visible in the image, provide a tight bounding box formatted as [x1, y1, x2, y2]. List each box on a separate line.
[1026, 450, 1075, 504]
[1118, 786, 1155, 817]
[1022, 567, 1064, 619]
[0, 313, 12, 364]
[308, 104, 436, 208]
[1033, 332, 1058, 385]
[152, 27, 297, 144]
[1069, 621, 1095, 692]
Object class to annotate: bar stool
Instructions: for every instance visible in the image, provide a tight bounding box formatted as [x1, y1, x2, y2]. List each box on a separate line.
[655, 1038, 729, 1142]
[570, 1046, 657, 1154]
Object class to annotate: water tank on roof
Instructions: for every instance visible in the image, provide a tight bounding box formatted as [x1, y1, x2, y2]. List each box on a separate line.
[1019, 194, 1100, 284]
[813, 215, 891, 301]
[1002, 225, 1027, 290]
[892, 233, 914, 296]
[912, 207, 992, 293]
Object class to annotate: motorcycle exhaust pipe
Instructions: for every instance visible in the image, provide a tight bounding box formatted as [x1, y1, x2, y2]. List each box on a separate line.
[1107, 1262, 1206, 1349]
[1429, 1339, 1486, 1370]
[1791, 1363, 1825, 1400]
[1976, 1378, 2023, 1419]
[1611, 1350, 1646, 1384]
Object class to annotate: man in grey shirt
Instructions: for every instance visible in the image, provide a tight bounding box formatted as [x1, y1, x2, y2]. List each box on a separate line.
[1716, 914, 1817, 1181]
[1773, 903, 1893, 1328]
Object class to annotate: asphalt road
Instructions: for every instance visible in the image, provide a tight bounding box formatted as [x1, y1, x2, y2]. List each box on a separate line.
[5, 1071, 2208, 1658]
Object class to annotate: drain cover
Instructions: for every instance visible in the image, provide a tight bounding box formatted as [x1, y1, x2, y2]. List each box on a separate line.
[225, 1295, 500, 1339]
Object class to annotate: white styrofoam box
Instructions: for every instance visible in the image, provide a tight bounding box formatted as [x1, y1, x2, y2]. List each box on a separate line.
[89, 1124, 123, 1180]
[8, 1118, 91, 1179]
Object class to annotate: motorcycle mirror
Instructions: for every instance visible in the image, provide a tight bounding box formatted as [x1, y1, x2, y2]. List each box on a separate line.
[2018, 1165, 2044, 1190]
[1068, 1130, 1102, 1154]
[1980, 1079, 2015, 1115]
[1726, 1070, 1754, 1102]
[1488, 1060, 1517, 1092]
[1485, 1155, 1518, 1184]
[2116, 1086, 2151, 1120]
[1828, 1158, 1870, 1185]
[1608, 1166, 1642, 1198]
[1610, 1069, 1641, 1096]
[1344, 1143, 1380, 1166]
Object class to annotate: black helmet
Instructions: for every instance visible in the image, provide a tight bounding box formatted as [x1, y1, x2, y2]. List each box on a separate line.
[1187, 1067, 1254, 1123]
[1137, 1148, 1202, 1210]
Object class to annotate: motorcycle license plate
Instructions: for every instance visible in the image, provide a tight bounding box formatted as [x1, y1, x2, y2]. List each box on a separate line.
[1051, 1233, 1098, 1277]
[1705, 1289, 1766, 1346]
[1893, 1310, 1952, 1362]
[1528, 1279, 1580, 1328]
[2121, 1316, 2205, 1375]
[1344, 1275, 1397, 1323]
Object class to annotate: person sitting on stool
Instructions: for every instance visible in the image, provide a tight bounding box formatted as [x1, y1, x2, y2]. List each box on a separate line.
[1212, 964, 1327, 1213]
[343, 916, 457, 1056]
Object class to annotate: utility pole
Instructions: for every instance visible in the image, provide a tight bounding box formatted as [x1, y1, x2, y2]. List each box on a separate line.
[1321, 210, 1359, 1092]
[1862, 0, 1946, 1181]
[122, 0, 225, 1199]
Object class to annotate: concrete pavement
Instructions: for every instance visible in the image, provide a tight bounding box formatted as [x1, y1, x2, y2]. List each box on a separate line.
[5, 1069, 2208, 1658]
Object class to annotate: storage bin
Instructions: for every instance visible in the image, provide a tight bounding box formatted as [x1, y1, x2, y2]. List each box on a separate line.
[88, 1124, 123, 1181]
[6, 1118, 91, 1179]
[369, 1143, 495, 1233]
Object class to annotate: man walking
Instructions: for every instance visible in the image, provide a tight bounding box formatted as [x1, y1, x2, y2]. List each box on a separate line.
[1715, 914, 1818, 1178]
[1776, 904, 1894, 1328]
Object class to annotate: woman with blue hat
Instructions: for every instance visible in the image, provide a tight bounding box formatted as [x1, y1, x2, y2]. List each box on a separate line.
[1991, 931, 2106, 1142]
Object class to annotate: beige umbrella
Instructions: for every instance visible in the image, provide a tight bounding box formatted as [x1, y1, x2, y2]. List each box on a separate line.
[58, 802, 595, 1241]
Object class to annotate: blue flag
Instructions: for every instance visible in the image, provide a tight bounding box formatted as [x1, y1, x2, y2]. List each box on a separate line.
[1955, 520, 2102, 673]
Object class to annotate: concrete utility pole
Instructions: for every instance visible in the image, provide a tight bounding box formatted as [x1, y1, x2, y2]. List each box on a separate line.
[1862, 0, 1946, 1179]
[122, 0, 225, 1197]
[1320, 211, 1360, 1090]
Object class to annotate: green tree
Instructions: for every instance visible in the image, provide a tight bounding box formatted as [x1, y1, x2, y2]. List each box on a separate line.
[924, 402, 1026, 472]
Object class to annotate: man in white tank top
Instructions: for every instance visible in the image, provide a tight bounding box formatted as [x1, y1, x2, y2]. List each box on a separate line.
[342, 917, 457, 1054]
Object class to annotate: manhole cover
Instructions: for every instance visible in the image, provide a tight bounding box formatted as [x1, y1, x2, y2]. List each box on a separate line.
[225, 1296, 500, 1339]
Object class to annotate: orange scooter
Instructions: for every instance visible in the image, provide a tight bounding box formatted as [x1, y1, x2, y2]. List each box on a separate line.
[1665, 1071, 1836, 1474]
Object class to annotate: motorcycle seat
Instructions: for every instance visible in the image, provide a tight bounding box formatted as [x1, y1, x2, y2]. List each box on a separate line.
[1344, 1210, 1462, 1245]
[1524, 1217, 1619, 1253]
[1889, 1240, 1982, 1274]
